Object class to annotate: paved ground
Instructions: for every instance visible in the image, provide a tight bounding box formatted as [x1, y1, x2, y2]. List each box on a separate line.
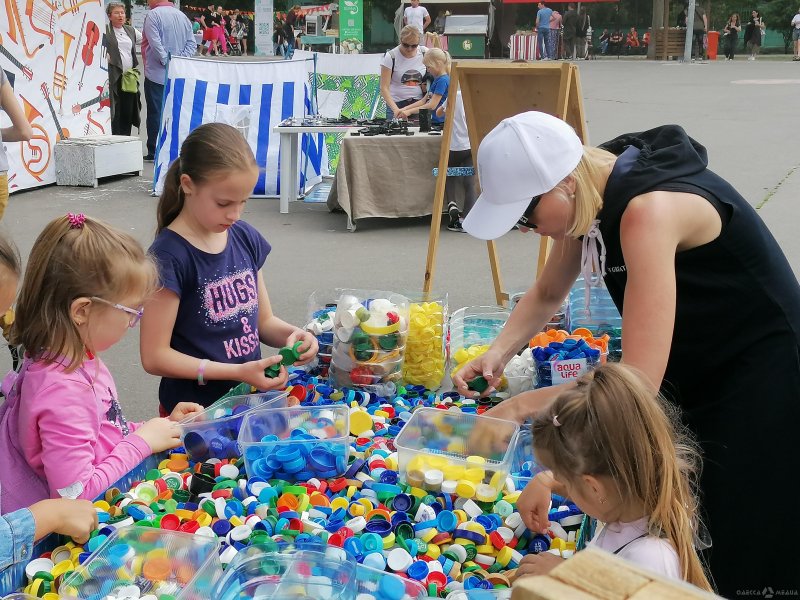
[3, 57, 799, 421]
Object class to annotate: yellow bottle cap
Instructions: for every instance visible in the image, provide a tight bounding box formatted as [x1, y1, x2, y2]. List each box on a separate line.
[455, 480, 476, 499]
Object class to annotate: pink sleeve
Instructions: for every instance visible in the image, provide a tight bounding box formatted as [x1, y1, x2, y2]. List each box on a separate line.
[35, 381, 151, 501]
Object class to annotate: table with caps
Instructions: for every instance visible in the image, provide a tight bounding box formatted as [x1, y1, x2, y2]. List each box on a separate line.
[4, 370, 594, 598]
[326, 128, 452, 232]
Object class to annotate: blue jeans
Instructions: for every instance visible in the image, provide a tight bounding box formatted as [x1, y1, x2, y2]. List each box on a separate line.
[537, 29, 550, 59]
[144, 78, 164, 157]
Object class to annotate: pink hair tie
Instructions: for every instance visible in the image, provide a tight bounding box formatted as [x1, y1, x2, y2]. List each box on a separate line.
[67, 213, 86, 229]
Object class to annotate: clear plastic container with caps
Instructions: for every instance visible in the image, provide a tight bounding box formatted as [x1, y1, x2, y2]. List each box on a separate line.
[306, 288, 344, 377]
[328, 290, 410, 395]
[204, 547, 357, 600]
[508, 427, 545, 491]
[449, 306, 514, 392]
[239, 405, 350, 483]
[179, 391, 289, 462]
[355, 564, 427, 600]
[567, 276, 622, 361]
[394, 408, 520, 500]
[402, 293, 448, 391]
[58, 526, 222, 600]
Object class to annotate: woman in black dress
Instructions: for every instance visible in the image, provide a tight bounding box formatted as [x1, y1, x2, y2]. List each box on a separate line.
[455, 111, 800, 596]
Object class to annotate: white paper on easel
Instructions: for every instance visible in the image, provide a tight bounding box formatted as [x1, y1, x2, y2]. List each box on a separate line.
[316, 90, 346, 119]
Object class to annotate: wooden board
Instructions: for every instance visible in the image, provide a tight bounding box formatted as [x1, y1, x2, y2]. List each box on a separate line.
[422, 61, 588, 304]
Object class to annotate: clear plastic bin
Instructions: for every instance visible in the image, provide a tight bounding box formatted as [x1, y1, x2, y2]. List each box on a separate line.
[402, 294, 448, 391]
[206, 548, 356, 600]
[58, 526, 221, 599]
[355, 564, 426, 600]
[306, 288, 344, 377]
[328, 290, 410, 394]
[508, 427, 544, 490]
[567, 277, 622, 361]
[179, 391, 289, 462]
[449, 306, 511, 361]
[394, 408, 519, 499]
[239, 405, 349, 482]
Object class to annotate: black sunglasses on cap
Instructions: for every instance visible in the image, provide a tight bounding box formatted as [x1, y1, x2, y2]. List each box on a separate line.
[516, 195, 542, 229]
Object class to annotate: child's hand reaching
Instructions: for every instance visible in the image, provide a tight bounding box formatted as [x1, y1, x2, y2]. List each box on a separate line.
[135, 417, 183, 452]
[237, 355, 289, 391]
[518, 471, 555, 533]
[169, 402, 204, 422]
[285, 330, 319, 365]
[30, 498, 99, 544]
[512, 552, 565, 580]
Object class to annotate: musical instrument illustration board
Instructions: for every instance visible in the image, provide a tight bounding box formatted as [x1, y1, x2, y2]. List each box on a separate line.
[0, 0, 109, 191]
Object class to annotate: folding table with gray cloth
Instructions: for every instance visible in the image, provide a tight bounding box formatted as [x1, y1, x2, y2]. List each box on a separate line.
[327, 130, 461, 231]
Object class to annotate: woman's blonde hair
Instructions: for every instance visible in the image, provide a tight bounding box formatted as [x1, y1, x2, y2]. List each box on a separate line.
[532, 364, 712, 591]
[399, 25, 422, 45]
[423, 48, 451, 74]
[568, 145, 616, 237]
[11, 215, 158, 371]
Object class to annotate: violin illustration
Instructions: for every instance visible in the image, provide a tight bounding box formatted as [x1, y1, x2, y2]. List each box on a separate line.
[77, 20, 99, 91]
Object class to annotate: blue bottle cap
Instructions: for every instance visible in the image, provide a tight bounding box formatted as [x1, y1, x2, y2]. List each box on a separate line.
[406, 560, 429, 581]
[391, 493, 412, 513]
[437, 510, 457, 532]
[378, 573, 407, 600]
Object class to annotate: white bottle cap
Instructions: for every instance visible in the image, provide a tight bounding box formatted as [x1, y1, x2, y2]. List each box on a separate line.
[424, 469, 444, 486]
[504, 512, 523, 529]
[463, 499, 482, 519]
[441, 480, 458, 495]
[387, 548, 413, 572]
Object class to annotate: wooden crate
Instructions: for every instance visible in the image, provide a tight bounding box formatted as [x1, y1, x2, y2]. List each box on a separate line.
[653, 28, 687, 60]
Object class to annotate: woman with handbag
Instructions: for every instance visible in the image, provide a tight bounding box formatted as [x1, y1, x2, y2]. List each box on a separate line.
[106, 2, 142, 136]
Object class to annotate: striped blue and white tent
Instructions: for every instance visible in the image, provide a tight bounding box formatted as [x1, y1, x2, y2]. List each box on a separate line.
[153, 56, 327, 197]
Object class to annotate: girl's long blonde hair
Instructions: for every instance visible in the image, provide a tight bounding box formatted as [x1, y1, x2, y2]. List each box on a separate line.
[532, 363, 712, 591]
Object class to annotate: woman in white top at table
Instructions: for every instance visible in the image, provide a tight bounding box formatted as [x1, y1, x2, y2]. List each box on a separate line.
[106, 1, 142, 136]
[380, 26, 427, 121]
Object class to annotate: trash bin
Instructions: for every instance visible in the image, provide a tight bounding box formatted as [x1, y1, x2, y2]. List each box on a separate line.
[706, 30, 719, 60]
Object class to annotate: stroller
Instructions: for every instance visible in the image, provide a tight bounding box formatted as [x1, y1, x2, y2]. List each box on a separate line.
[228, 34, 242, 56]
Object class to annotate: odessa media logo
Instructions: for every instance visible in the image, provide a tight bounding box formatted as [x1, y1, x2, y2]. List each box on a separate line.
[463, 39, 472, 51]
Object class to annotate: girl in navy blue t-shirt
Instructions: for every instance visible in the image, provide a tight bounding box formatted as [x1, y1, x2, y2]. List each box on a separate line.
[396, 48, 450, 124]
[141, 123, 319, 412]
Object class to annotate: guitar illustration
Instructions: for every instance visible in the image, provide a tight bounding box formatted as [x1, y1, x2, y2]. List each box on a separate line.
[40, 82, 69, 141]
[0, 33, 34, 80]
[72, 81, 109, 115]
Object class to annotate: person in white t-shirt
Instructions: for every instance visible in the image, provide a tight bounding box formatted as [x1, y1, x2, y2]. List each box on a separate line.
[380, 26, 427, 120]
[403, 0, 430, 37]
[510, 364, 713, 592]
[791, 8, 800, 60]
[436, 91, 475, 232]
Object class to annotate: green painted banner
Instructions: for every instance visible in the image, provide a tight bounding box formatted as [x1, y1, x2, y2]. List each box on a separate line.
[339, 0, 364, 52]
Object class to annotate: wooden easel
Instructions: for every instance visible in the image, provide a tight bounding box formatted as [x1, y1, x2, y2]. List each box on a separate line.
[422, 62, 589, 305]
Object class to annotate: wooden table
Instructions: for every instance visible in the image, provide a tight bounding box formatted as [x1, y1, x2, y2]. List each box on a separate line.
[326, 129, 445, 231]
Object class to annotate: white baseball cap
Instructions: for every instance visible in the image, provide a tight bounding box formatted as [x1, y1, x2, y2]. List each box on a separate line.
[462, 111, 584, 241]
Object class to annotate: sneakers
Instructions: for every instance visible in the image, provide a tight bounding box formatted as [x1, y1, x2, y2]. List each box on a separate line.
[143, 154, 155, 162]
[447, 205, 465, 232]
